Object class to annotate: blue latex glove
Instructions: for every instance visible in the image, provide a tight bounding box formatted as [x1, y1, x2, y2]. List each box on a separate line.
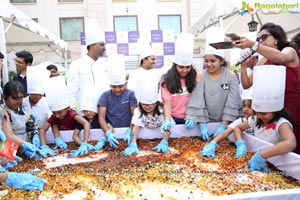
[2, 156, 22, 170]
[0, 129, 6, 141]
[200, 141, 218, 157]
[86, 143, 95, 151]
[5, 172, 47, 191]
[39, 145, 57, 157]
[160, 120, 171, 134]
[22, 142, 38, 158]
[235, 140, 247, 158]
[122, 142, 140, 156]
[200, 123, 210, 141]
[32, 134, 41, 148]
[248, 150, 268, 172]
[185, 119, 196, 130]
[214, 124, 227, 138]
[106, 130, 119, 148]
[69, 142, 89, 157]
[123, 128, 132, 145]
[54, 137, 68, 150]
[152, 140, 171, 153]
[94, 137, 106, 151]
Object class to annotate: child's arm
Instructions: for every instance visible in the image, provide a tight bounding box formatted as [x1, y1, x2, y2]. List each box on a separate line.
[131, 124, 140, 142]
[234, 121, 251, 158]
[234, 121, 251, 140]
[122, 124, 140, 156]
[98, 106, 110, 133]
[259, 123, 296, 158]
[39, 122, 51, 146]
[213, 127, 234, 143]
[72, 129, 82, 145]
[73, 115, 90, 143]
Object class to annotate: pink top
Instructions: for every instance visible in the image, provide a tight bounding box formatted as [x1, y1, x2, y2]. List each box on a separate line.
[161, 78, 190, 119]
[47, 109, 78, 130]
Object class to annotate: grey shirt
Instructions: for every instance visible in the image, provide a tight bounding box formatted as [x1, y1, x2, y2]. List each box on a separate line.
[186, 67, 242, 123]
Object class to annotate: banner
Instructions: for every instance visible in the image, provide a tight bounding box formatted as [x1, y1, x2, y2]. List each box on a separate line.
[81, 30, 175, 68]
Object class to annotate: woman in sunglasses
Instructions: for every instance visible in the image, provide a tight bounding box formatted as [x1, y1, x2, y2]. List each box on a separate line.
[235, 22, 300, 154]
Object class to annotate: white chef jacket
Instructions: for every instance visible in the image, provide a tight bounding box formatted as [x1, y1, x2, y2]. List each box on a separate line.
[67, 55, 110, 111]
[127, 65, 170, 103]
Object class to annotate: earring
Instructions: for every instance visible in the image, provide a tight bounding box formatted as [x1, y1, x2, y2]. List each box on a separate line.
[275, 41, 278, 45]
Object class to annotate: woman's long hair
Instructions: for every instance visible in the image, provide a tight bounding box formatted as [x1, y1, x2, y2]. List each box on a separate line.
[161, 63, 197, 94]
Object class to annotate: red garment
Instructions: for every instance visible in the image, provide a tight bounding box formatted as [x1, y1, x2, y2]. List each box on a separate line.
[47, 109, 78, 130]
[264, 60, 300, 154]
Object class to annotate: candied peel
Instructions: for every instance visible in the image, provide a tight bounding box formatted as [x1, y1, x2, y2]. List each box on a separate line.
[0, 137, 299, 199]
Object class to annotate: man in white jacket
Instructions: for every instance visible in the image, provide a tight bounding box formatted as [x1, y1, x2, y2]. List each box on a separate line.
[127, 39, 170, 103]
[67, 19, 110, 112]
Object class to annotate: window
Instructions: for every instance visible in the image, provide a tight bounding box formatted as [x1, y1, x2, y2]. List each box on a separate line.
[60, 17, 84, 41]
[10, 0, 36, 3]
[114, 16, 138, 32]
[158, 15, 181, 36]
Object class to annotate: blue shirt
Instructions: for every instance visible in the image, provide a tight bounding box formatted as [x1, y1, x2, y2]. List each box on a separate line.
[98, 89, 137, 128]
[13, 73, 27, 96]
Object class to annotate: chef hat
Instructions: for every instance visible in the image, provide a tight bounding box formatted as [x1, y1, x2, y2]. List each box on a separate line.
[252, 65, 286, 112]
[205, 27, 225, 58]
[241, 87, 253, 101]
[27, 67, 50, 95]
[107, 54, 126, 85]
[139, 78, 159, 104]
[137, 38, 155, 61]
[174, 33, 194, 66]
[80, 84, 101, 113]
[45, 76, 69, 112]
[85, 18, 105, 46]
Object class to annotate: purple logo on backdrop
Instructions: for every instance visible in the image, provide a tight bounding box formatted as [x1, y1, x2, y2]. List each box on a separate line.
[105, 32, 117, 43]
[117, 43, 129, 55]
[80, 32, 86, 45]
[154, 56, 164, 68]
[151, 30, 163, 43]
[128, 31, 140, 43]
[163, 43, 175, 55]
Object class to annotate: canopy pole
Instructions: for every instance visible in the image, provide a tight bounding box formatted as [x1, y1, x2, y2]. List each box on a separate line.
[0, 18, 9, 84]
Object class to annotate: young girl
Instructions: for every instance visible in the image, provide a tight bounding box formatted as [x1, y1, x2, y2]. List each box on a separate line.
[160, 33, 197, 133]
[200, 88, 255, 158]
[122, 82, 170, 156]
[2, 81, 44, 158]
[185, 27, 242, 140]
[234, 65, 296, 172]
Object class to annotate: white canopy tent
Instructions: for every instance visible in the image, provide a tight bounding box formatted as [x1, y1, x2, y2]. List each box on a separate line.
[0, 0, 67, 84]
[189, 0, 300, 60]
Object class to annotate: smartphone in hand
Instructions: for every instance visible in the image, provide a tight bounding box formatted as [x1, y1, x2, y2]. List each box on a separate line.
[225, 33, 240, 41]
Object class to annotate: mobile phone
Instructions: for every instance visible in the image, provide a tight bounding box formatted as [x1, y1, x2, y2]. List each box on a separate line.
[225, 33, 240, 41]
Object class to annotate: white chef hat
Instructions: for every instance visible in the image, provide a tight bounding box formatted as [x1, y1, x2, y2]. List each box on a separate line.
[107, 54, 126, 85]
[252, 65, 286, 112]
[27, 66, 50, 95]
[45, 76, 69, 112]
[241, 87, 253, 101]
[85, 18, 105, 46]
[139, 78, 159, 104]
[174, 33, 194, 66]
[80, 84, 101, 113]
[137, 38, 155, 61]
[205, 27, 225, 58]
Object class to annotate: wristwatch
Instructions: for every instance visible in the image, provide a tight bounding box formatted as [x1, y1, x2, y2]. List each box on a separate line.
[251, 41, 259, 51]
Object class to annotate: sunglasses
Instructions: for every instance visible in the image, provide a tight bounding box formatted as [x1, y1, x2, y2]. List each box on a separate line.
[257, 34, 272, 41]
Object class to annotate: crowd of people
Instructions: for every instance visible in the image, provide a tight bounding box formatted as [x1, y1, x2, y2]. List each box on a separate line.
[0, 20, 299, 191]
